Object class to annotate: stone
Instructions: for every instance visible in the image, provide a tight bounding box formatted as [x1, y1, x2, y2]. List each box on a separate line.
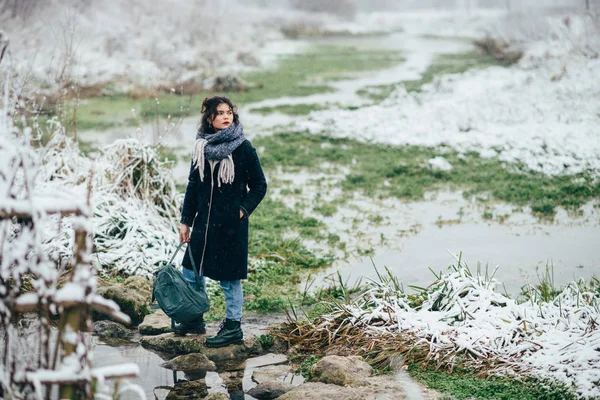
[247, 381, 295, 399]
[277, 382, 363, 400]
[93, 320, 133, 338]
[97, 283, 149, 326]
[205, 394, 229, 400]
[310, 355, 372, 387]
[140, 333, 262, 368]
[124, 275, 153, 301]
[138, 309, 171, 335]
[165, 379, 208, 399]
[220, 370, 244, 392]
[246, 353, 288, 369]
[161, 353, 217, 372]
[252, 365, 303, 387]
[278, 379, 412, 400]
[140, 332, 207, 354]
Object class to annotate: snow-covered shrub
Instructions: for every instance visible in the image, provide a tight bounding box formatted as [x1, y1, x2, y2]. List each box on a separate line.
[34, 135, 182, 278]
[486, 10, 600, 60]
[288, 254, 600, 398]
[0, 58, 141, 398]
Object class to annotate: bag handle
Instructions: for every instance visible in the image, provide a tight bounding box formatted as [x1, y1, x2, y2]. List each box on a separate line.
[186, 243, 204, 290]
[167, 241, 185, 265]
[166, 242, 204, 290]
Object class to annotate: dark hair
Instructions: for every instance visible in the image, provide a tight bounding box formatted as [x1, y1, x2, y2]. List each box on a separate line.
[199, 96, 239, 133]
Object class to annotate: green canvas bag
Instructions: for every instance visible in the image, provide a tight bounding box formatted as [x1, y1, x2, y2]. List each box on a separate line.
[152, 242, 210, 323]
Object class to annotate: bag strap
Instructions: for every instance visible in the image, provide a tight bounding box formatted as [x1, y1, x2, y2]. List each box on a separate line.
[168, 241, 185, 265]
[186, 243, 204, 289]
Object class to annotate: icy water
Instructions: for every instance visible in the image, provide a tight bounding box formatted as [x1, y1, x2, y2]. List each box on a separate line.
[91, 315, 296, 400]
[312, 192, 600, 296]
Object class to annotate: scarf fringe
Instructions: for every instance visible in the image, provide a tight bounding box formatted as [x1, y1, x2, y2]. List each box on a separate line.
[192, 139, 235, 186]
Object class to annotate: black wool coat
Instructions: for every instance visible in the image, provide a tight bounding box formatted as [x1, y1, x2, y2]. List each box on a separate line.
[180, 140, 267, 281]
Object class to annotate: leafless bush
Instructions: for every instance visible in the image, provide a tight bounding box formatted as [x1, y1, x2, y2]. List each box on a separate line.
[0, 0, 42, 19]
[290, 0, 357, 20]
[474, 37, 524, 62]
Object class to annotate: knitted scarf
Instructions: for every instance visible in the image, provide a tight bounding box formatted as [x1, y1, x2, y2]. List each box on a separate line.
[192, 122, 246, 187]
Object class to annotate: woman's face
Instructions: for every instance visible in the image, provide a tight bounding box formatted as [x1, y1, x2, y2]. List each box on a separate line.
[210, 102, 233, 131]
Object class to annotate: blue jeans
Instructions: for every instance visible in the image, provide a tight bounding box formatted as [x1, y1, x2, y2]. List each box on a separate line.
[182, 268, 243, 321]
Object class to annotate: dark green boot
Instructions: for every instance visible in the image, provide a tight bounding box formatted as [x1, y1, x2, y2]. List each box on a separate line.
[172, 315, 206, 336]
[204, 319, 243, 348]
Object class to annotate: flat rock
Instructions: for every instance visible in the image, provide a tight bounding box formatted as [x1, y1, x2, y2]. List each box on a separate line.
[311, 355, 372, 387]
[205, 394, 229, 400]
[278, 379, 411, 400]
[140, 333, 262, 367]
[246, 353, 288, 369]
[161, 353, 216, 372]
[97, 283, 149, 326]
[124, 275, 152, 300]
[93, 320, 133, 338]
[247, 381, 295, 399]
[138, 309, 171, 335]
[277, 382, 364, 400]
[165, 379, 208, 399]
[220, 370, 244, 392]
[252, 365, 304, 386]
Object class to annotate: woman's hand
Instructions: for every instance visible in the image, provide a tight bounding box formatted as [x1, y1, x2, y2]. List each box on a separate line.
[240, 209, 244, 219]
[179, 224, 191, 243]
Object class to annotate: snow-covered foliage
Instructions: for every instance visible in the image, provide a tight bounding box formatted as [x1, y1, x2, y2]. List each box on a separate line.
[315, 255, 600, 398]
[36, 136, 182, 277]
[0, 0, 351, 94]
[485, 10, 600, 61]
[298, 11, 600, 177]
[92, 139, 181, 276]
[0, 59, 142, 398]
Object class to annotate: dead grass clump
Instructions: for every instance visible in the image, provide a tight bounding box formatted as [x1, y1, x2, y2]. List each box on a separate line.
[474, 37, 523, 63]
[211, 75, 248, 92]
[101, 139, 180, 224]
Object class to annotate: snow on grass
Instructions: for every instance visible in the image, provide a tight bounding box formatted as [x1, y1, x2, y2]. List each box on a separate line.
[2, 0, 332, 92]
[36, 130, 181, 276]
[314, 254, 600, 398]
[298, 16, 600, 176]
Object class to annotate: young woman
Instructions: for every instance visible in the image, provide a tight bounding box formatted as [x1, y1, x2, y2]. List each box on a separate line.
[177, 96, 267, 347]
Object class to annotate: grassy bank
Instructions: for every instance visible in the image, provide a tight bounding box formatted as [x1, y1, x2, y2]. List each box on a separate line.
[48, 45, 404, 131]
[357, 51, 516, 103]
[273, 261, 597, 400]
[254, 132, 600, 217]
[408, 365, 578, 400]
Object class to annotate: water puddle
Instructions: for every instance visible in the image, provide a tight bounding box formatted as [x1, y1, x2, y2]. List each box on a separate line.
[312, 193, 600, 296]
[92, 313, 296, 399]
[92, 337, 300, 400]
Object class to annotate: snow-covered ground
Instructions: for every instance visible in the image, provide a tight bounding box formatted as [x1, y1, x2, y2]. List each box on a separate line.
[1, 0, 317, 91]
[321, 255, 600, 398]
[297, 12, 600, 177]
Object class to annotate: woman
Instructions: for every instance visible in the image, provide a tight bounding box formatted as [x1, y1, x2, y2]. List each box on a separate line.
[177, 96, 267, 347]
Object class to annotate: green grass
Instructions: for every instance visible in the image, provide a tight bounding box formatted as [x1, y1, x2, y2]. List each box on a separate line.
[357, 51, 516, 102]
[408, 364, 578, 400]
[203, 196, 334, 319]
[254, 132, 600, 216]
[51, 45, 404, 130]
